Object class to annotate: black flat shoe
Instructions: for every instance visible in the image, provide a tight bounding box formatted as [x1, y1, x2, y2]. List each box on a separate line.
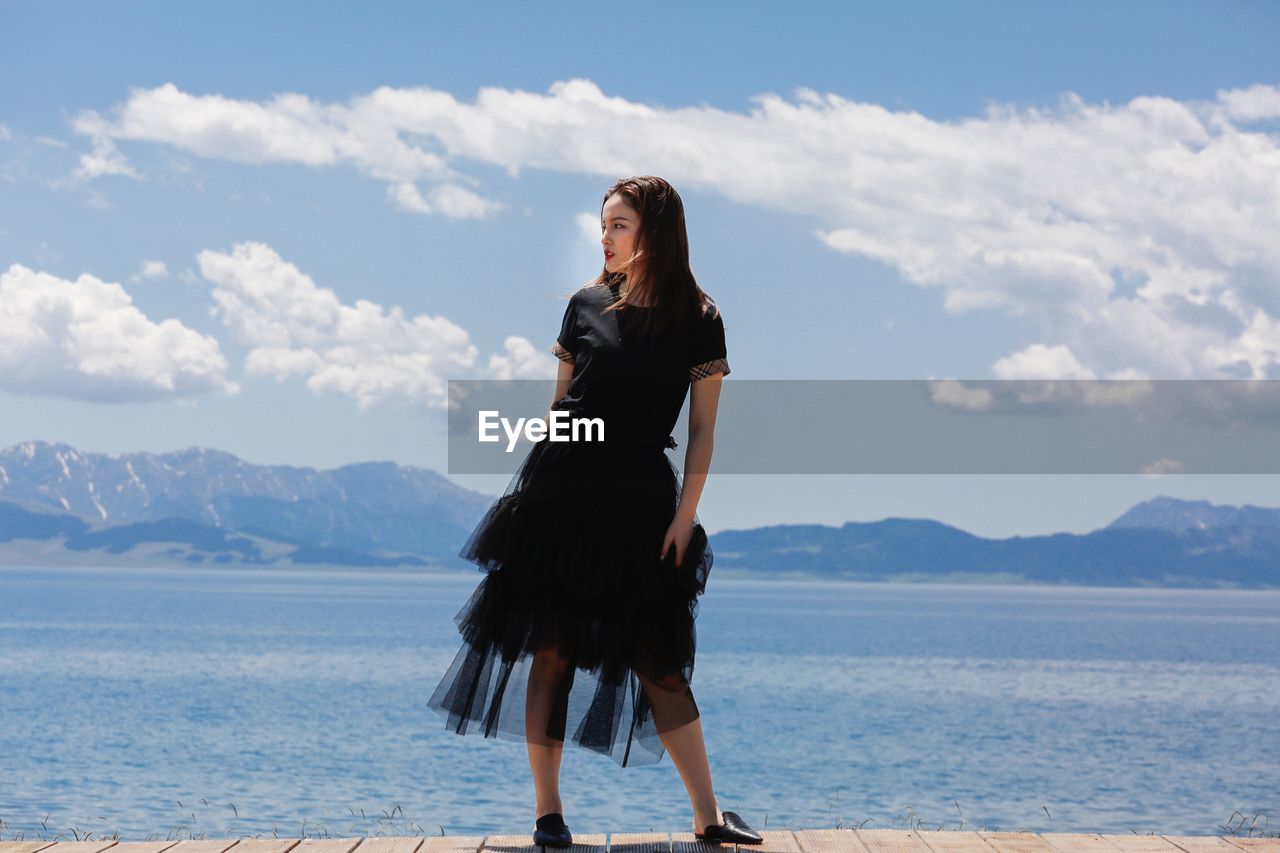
[694, 811, 764, 845]
[533, 811, 573, 848]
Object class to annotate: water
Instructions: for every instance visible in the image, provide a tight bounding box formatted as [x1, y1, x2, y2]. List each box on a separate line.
[1, 565, 1276, 840]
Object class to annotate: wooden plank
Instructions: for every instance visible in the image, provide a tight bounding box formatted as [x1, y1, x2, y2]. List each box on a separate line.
[216, 842, 301, 853]
[1040, 835, 1122, 853]
[855, 830, 933, 853]
[793, 829, 873, 853]
[669, 832, 798, 853]
[609, 833, 670, 853]
[0, 833, 1258, 853]
[419, 839, 486, 853]
[976, 832, 1058, 853]
[915, 830, 997, 853]
[744, 832, 802, 853]
[1162, 840, 1251, 853]
[158, 842, 242, 853]
[479, 836, 536, 853]
[348, 840, 424, 853]
[481, 834, 606, 852]
[1097, 837, 1179, 853]
[109, 843, 194, 853]
[669, 832, 738, 853]
[287, 841, 363, 853]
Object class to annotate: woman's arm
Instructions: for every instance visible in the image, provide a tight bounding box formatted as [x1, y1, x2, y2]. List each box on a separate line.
[675, 371, 725, 522]
[552, 357, 575, 405]
[545, 357, 575, 424]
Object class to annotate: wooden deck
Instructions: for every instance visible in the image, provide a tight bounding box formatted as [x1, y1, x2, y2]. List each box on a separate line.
[1, 830, 1276, 853]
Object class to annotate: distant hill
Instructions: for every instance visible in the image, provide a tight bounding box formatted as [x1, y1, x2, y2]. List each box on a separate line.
[709, 507, 1280, 588]
[1106, 495, 1280, 532]
[0, 441, 1276, 587]
[0, 440, 491, 569]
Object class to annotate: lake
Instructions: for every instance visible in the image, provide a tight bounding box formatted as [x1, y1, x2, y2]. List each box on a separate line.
[1, 565, 1276, 840]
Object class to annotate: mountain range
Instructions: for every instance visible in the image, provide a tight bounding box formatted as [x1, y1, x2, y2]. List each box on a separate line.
[1, 440, 1276, 588]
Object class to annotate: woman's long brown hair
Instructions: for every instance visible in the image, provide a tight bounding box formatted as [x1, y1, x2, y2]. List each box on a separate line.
[589, 175, 716, 339]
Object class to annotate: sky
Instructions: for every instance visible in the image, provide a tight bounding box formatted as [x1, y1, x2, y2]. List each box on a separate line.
[1, 0, 1278, 538]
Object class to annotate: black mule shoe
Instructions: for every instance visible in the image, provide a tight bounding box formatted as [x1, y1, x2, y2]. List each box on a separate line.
[694, 811, 764, 845]
[533, 811, 573, 848]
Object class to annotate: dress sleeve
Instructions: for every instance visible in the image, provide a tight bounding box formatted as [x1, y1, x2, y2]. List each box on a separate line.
[550, 294, 577, 362]
[689, 300, 731, 381]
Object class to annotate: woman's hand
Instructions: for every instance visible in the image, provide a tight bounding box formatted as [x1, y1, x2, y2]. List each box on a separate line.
[660, 513, 695, 568]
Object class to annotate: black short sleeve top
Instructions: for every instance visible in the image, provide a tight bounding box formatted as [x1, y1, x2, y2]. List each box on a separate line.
[547, 280, 730, 445]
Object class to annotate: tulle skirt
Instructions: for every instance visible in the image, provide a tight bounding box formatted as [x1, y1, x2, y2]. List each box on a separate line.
[427, 429, 713, 767]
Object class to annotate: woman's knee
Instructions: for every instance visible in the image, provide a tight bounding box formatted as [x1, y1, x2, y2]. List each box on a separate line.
[531, 644, 573, 679]
[635, 671, 700, 731]
[639, 670, 689, 693]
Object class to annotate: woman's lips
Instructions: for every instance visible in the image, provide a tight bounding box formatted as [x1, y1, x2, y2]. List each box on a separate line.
[604, 251, 614, 259]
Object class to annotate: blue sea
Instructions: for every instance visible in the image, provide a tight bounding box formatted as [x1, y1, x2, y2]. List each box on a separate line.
[1, 565, 1276, 841]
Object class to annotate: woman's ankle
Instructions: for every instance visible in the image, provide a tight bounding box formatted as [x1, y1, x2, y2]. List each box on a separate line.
[692, 806, 722, 832]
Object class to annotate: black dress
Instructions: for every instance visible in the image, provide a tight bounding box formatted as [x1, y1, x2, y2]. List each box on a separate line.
[427, 279, 732, 767]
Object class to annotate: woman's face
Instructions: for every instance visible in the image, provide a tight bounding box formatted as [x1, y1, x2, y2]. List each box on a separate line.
[601, 193, 640, 274]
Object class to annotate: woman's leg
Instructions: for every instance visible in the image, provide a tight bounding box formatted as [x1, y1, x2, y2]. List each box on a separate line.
[636, 672, 723, 834]
[526, 644, 575, 819]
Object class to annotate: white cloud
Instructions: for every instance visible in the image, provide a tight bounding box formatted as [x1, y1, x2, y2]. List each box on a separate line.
[992, 343, 1097, 380]
[388, 181, 432, 214]
[0, 124, 11, 141]
[487, 335, 556, 380]
[922, 378, 1280, 432]
[387, 181, 503, 218]
[1216, 82, 1280, 122]
[75, 80, 1280, 378]
[197, 241, 554, 410]
[575, 211, 599, 242]
[929, 379, 1157, 414]
[0, 263, 238, 401]
[1141, 457, 1186, 476]
[927, 379, 994, 411]
[133, 260, 169, 281]
[74, 135, 142, 180]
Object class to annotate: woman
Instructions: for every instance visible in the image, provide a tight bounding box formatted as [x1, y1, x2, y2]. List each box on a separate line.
[428, 176, 762, 847]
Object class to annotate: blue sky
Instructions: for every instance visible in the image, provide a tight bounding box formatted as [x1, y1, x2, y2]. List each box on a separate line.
[1, 0, 1278, 538]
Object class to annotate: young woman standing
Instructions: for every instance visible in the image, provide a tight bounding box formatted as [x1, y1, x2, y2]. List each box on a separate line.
[428, 176, 762, 847]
